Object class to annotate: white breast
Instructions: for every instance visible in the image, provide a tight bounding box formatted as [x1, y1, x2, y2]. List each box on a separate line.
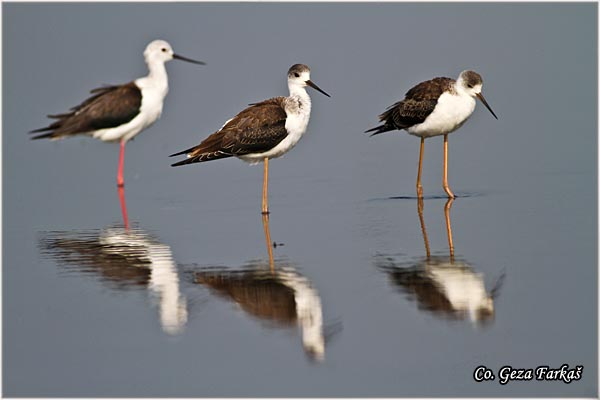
[92, 80, 168, 143]
[239, 96, 311, 164]
[407, 92, 476, 138]
[271, 108, 310, 155]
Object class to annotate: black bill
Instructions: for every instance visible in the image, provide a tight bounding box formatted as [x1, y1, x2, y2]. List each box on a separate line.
[173, 53, 206, 65]
[306, 80, 331, 98]
[476, 93, 498, 120]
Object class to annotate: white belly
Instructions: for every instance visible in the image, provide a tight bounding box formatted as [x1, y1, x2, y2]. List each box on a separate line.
[92, 84, 166, 143]
[238, 110, 310, 164]
[407, 92, 476, 138]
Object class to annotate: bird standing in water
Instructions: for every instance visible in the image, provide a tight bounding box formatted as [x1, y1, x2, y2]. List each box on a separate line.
[366, 70, 497, 198]
[31, 39, 205, 187]
[170, 64, 330, 214]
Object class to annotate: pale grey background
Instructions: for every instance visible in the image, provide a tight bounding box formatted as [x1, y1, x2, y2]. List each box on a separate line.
[3, 2, 597, 397]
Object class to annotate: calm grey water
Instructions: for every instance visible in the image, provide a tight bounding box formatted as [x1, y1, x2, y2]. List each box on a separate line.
[3, 2, 597, 397]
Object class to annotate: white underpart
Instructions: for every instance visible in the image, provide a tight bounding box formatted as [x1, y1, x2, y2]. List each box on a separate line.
[100, 227, 187, 335]
[92, 54, 169, 142]
[427, 262, 493, 323]
[238, 72, 313, 164]
[407, 83, 478, 138]
[278, 269, 325, 361]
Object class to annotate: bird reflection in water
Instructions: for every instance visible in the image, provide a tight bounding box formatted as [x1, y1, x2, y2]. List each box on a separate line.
[193, 215, 327, 361]
[39, 223, 188, 335]
[118, 185, 130, 229]
[377, 198, 504, 325]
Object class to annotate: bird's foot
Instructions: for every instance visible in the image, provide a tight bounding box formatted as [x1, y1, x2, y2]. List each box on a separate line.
[443, 186, 455, 199]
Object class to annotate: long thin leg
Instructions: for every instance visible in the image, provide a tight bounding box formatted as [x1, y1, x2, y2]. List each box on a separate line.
[443, 134, 455, 198]
[117, 185, 130, 230]
[444, 197, 455, 260]
[117, 140, 126, 187]
[262, 157, 269, 214]
[262, 214, 275, 272]
[417, 197, 430, 258]
[416, 137, 425, 198]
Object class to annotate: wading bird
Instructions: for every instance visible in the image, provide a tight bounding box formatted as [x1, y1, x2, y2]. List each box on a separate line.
[366, 70, 497, 198]
[170, 64, 330, 214]
[31, 40, 205, 187]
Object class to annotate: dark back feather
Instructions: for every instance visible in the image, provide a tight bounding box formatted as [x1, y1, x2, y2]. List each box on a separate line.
[30, 82, 142, 139]
[403, 77, 454, 101]
[366, 77, 455, 135]
[171, 97, 288, 166]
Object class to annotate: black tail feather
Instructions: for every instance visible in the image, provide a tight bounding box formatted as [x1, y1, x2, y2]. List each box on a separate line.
[30, 132, 56, 140]
[169, 145, 198, 157]
[30, 118, 64, 134]
[171, 156, 200, 167]
[29, 127, 52, 134]
[365, 124, 395, 136]
[171, 151, 232, 167]
[47, 113, 71, 119]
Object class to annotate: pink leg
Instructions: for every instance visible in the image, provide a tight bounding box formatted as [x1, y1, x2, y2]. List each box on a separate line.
[118, 185, 130, 230]
[117, 140, 126, 187]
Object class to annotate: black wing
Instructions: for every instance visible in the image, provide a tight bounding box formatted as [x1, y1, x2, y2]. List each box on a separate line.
[30, 82, 142, 139]
[366, 77, 454, 135]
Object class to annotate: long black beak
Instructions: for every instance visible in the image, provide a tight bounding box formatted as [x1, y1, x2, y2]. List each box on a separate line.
[306, 80, 331, 98]
[173, 53, 206, 65]
[476, 92, 498, 119]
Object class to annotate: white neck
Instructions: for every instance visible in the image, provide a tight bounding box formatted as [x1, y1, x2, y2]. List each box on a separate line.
[288, 83, 312, 111]
[454, 80, 468, 96]
[149, 56, 167, 76]
[139, 58, 169, 91]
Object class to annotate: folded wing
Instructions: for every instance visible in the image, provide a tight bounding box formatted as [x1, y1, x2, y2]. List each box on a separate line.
[171, 97, 288, 166]
[30, 82, 142, 139]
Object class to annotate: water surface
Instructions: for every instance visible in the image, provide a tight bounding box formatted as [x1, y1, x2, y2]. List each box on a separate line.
[3, 2, 597, 397]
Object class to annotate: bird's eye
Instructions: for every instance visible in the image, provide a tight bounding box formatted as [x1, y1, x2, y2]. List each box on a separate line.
[467, 84, 474, 88]
[294, 73, 300, 78]
[161, 48, 167, 52]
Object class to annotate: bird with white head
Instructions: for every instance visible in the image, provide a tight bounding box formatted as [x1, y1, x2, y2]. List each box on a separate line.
[31, 39, 205, 187]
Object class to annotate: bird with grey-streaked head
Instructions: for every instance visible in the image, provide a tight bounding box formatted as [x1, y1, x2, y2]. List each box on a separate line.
[170, 63, 330, 214]
[366, 69, 497, 198]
